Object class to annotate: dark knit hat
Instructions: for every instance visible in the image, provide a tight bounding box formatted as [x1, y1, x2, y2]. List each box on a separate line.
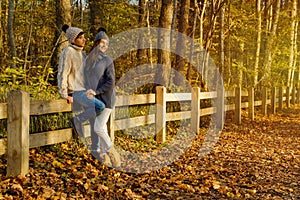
[62, 24, 84, 43]
[94, 31, 109, 42]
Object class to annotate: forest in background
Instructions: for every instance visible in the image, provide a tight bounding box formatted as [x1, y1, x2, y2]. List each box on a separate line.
[0, 0, 299, 101]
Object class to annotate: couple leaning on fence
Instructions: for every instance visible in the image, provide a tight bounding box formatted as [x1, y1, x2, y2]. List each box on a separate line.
[57, 24, 121, 168]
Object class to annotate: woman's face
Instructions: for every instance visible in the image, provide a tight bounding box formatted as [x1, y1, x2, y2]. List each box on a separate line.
[99, 39, 109, 53]
[74, 34, 86, 47]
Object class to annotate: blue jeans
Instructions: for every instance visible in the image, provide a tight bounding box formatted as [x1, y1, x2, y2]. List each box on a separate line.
[72, 90, 105, 122]
[72, 91, 105, 151]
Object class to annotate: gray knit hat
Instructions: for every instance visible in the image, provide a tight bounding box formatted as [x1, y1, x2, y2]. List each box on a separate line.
[94, 31, 109, 42]
[62, 24, 84, 43]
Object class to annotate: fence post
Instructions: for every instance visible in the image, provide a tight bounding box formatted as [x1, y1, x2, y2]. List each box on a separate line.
[155, 86, 166, 143]
[278, 87, 283, 110]
[291, 86, 296, 105]
[191, 87, 200, 134]
[248, 87, 254, 120]
[216, 84, 225, 130]
[262, 87, 267, 115]
[7, 90, 30, 177]
[286, 86, 290, 108]
[271, 87, 276, 114]
[235, 87, 241, 124]
[297, 85, 300, 104]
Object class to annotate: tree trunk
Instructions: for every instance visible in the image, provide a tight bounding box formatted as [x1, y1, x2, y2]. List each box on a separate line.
[294, 21, 299, 87]
[219, 2, 225, 77]
[89, 0, 104, 35]
[287, 0, 297, 88]
[173, 0, 190, 85]
[8, 0, 16, 69]
[226, 0, 232, 86]
[137, 0, 147, 65]
[24, 0, 35, 85]
[155, 0, 173, 87]
[202, 0, 223, 89]
[261, 0, 280, 86]
[51, 0, 72, 80]
[187, 0, 199, 83]
[199, 0, 208, 47]
[0, 0, 3, 62]
[253, 0, 262, 87]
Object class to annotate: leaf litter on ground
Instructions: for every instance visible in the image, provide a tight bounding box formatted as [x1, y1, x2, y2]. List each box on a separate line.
[0, 105, 299, 199]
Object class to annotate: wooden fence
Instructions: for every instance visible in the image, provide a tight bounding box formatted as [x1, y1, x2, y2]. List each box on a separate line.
[0, 86, 299, 177]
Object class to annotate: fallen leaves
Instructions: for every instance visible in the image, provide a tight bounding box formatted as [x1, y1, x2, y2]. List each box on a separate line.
[0, 106, 299, 199]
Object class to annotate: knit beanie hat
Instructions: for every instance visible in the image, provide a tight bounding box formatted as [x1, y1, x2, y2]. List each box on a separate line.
[62, 24, 84, 43]
[94, 31, 109, 42]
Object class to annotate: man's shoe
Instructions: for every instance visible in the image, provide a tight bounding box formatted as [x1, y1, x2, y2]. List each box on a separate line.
[70, 117, 84, 138]
[91, 151, 112, 167]
[91, 150, 101, 161]
[107, 146, 121, 168]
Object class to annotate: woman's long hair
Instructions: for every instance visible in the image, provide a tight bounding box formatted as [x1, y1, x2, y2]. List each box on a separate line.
[89, 39, 101, 54]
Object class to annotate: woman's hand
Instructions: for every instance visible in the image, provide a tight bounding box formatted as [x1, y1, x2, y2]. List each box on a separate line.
[86, 89, 96, 99]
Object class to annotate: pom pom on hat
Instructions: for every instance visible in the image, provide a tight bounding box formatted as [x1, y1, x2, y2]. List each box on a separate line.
[62, 24, 69, 33]
[94, 31, 109, 42]
[62, 24, 84, 43]
[97, 27, 107, 33]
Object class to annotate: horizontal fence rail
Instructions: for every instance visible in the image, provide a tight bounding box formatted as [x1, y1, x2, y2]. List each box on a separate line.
[0, 86, 299, 176]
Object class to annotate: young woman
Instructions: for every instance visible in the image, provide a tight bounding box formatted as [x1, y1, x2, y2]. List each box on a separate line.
[57, 24, 105, 138]
[84, 30, 121, 167]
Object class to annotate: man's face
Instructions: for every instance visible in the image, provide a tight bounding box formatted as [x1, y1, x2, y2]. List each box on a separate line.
[74, 34, 86, 47]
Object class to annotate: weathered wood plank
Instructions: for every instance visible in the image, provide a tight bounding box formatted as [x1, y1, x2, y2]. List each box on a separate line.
[235, 87, 242, 124]
[0, 103, 7, 119]
[216, 85, 225, 130]
[166, 111, 191, 121]
[200, 91, 217, 100]
[200, 107, 216, 116]
[262, 87, 267, 115]
[115, 94, 155, 107]
[278, 87, 283, 110]
[166, 93, 191, 102]
[114, 114, 155, 131]
[7, 90, 30, 177]
[191, 88, 200, 134]
[30, 99, 71, 115]
[0, 138, 7, 155]
[271, 87, 276, 114]
[248, 88, 254, 120]
[156, 86, 166, 143]
[225, 91, 235, 97]
[1, 129, 73, 155]
[29, 129, 73, 148]
[225, 104, 235, 111]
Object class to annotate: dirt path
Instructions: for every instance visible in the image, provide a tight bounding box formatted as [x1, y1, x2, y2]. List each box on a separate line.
[0, 105, 299, 199]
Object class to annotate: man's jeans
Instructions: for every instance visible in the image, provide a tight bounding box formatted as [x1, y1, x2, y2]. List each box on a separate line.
[72, 91, 105, 152]
[72, 90, 105, 122]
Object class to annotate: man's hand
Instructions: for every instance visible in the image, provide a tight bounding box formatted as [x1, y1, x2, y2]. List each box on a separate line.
[66, 96, 73, 104]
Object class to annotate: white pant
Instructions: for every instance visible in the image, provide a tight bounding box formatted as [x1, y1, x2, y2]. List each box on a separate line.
[94, 108, 113, 155]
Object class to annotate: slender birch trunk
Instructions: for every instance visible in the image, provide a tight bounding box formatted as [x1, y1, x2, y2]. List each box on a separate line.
[287, 0, 297, 88]
[261, 0, 280, 85]
[253, 0, 262, 87]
